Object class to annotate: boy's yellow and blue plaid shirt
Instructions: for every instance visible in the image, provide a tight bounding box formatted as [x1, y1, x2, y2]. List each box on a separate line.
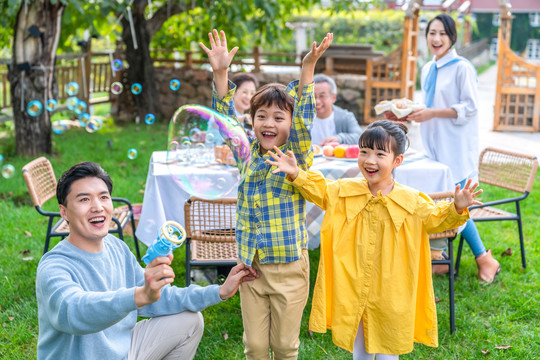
[212, 79, 314, 266]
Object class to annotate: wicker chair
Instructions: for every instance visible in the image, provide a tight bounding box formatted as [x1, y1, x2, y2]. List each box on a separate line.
[455, 148, 538, 273]
[22, 157, 141, 260]
[184, 196, 238, 285]
[428, 191, 460, 334]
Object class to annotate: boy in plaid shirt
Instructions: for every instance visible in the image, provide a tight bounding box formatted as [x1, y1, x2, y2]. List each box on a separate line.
[200, 29, 332, 359]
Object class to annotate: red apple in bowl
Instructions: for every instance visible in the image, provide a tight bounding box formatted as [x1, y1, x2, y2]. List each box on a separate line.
[345, 145, 359, 159]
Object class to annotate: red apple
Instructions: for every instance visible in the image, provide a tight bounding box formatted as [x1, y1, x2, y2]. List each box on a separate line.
[345, 145, 360, 159]
[322, 145, 334, 157]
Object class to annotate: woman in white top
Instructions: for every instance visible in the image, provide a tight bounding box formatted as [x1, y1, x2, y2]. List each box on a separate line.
[407, 13, 500, 283]
[231, 73, 258, 134]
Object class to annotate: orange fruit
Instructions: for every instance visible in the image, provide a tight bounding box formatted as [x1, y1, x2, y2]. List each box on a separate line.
[334, 146, 347, 158]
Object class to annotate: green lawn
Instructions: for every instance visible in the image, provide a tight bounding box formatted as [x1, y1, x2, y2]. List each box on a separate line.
[1, 119, 539, 359]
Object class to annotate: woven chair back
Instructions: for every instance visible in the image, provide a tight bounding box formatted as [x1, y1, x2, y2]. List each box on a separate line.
[478, 147, 538, 193]
[428, 191, 458, 239]
[184, 197, 237, 243]
[22, 157, 58, 208]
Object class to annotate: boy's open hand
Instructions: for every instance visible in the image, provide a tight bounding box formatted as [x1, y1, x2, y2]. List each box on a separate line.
[199, 29, 238, 72]
[266, 146, 300, 180]
[454, 178, 483, 214]
[302, 33, 333, 66]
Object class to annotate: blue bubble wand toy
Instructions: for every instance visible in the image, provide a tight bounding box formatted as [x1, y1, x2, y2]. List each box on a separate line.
[142, 220, 186, 265]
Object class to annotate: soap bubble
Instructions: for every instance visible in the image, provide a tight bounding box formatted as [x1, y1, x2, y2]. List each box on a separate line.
[145, 113, 155, 125]
[46, 99, 58, 112]
[131, 83, 142, 95]
[66, 97, 78, 111]
[0, 154, 3, 165]
[78, 113, 90, 127]
[66, 82, 79, 96]
[127, 148, 138, 160]
[75, 100, 87, 115]
[86, 118, 103, 133]
[27, 100, 43, 117]
[111, 82, 124, 95]
[1, 164, 15, 179]
[112, 59, 123, 71]
[167, 104, 251, 200]
[52, 121, 67, 135]
[170, 79, 181, 91]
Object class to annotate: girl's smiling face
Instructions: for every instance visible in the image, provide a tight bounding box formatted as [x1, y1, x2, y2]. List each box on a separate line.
[427, 19, 452, 60]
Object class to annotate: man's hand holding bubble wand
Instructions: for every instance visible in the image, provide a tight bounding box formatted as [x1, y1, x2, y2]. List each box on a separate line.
[139, 220, 258, 305]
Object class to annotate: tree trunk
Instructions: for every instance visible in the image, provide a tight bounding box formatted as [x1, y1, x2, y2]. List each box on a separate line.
[7, 0, 65, 157]
[120, 0, 162, 121]
[116, 0, 185, 122]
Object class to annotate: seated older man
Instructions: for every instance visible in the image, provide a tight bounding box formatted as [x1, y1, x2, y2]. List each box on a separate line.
[312, 74, 363, 145]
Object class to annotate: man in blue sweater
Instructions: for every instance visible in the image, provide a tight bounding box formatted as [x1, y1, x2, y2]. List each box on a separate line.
[36, 161, 257, 360]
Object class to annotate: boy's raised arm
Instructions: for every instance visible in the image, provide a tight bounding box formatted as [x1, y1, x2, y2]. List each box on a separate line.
[297, 33, 333, 100]
[199, 29, 238, 99]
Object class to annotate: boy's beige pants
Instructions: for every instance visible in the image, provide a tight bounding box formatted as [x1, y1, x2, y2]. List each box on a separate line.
[239, 250, 310, 360]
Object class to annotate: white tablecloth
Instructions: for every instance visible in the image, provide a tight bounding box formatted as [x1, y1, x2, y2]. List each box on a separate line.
[136, 150, 454, 248]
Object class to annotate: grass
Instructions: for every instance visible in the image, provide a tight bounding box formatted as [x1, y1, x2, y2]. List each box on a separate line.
[1, 116, 540, 359]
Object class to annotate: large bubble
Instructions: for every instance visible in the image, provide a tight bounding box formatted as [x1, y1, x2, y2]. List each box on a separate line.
[46, 99, 58, 112]
[2, 164, 15, 179]
[75, 100, 87, 115]
[170, 79, 181, 91]
[78, 113, 90, 127]
[111, 82, 124, 95]
[127, 148, 138, 160]
[167, 105, 251, 200]
[27, 100, 43, 117]
[145, 113, 155, 125]
[86, 118, 103, 133]
[66, 97, 78, 111]
[112, 59, 123, 72]
[52, 121, 67, 135]
[0, 154, 3, 165]
[131, 83, 142, 95]
[66, 82, 79, 96]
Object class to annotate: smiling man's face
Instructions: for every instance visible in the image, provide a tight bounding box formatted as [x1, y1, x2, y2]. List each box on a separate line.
[59, 177, 113, 251]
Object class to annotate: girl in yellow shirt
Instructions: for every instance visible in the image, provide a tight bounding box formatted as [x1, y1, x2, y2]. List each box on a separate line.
[266, 120, 482, 359]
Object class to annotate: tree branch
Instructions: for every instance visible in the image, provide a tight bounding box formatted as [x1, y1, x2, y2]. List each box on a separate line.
[147, 3, 186, 39]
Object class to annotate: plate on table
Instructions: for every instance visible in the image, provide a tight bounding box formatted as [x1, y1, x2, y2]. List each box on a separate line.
[323, 155, 358, 162]
[312, 144, 323, 157]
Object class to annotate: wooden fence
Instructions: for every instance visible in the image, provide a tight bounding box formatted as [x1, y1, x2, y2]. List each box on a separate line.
[0, 48, 304, 112]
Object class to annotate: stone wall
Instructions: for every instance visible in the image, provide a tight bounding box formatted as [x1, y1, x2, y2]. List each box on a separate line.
[129, 67, 368, 124]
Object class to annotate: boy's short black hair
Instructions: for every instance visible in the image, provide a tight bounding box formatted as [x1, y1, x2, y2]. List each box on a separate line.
[57, 162, 113, 206]
[232, 73, 259, 90]
[426, 13, 457, 46]
[249, 83, 294, 120]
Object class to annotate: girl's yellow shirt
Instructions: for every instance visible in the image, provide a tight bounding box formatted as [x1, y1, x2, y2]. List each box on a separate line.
[291, 169, 469, 354]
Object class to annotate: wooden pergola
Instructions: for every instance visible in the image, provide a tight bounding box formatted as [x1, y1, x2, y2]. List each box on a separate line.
[493, 0, 540, 132]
